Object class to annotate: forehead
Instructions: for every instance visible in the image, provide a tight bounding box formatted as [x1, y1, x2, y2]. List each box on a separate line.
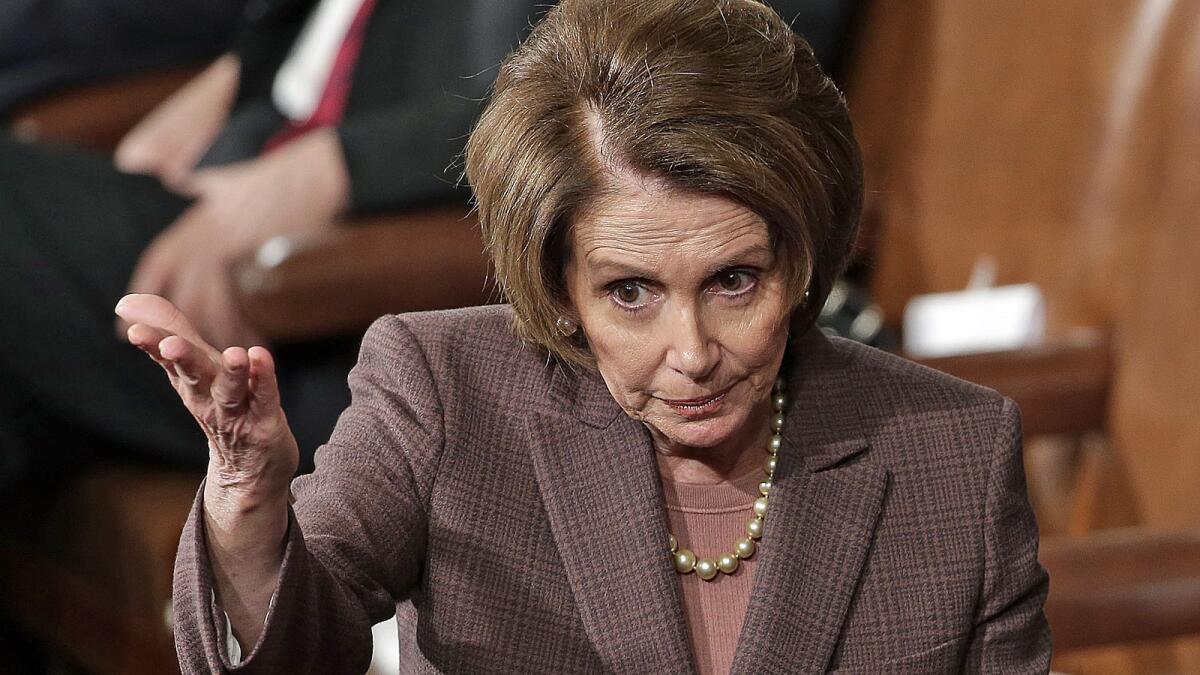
[571, 174, 770, 267]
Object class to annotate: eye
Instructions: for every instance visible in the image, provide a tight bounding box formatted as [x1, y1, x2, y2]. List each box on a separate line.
[609, 281, 652, 310]
[710, 270, 756, 296]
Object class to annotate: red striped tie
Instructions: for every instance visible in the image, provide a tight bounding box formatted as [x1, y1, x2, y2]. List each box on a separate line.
[261, 0, 380, 153]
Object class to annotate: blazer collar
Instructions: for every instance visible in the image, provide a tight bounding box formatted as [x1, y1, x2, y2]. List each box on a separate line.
[729, 328, 889, 673]
[527, 367, 694, 673]
[526, 328, 889, 673]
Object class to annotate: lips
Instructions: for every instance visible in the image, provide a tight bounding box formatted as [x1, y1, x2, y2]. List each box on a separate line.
[663, 390, 727, 406]
[661, 384, 734, 419]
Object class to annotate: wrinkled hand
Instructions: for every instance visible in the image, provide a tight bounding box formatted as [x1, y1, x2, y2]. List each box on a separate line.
[115, 293, 297, 506]
[121, 128, 350, 348]
[118, 293, 294, 646]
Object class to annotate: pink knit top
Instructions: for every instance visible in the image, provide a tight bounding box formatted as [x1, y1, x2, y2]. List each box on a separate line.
[661, 467, 763, 675]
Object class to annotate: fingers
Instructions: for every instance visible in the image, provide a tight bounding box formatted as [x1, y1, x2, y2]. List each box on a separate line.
[115, 292, 215, 355]
[126, 323, 177, 375]
[121, 206, 207, 317]
[174, 167, 219, 200]
[169, 172, 205, 200]
[159, 160, 198, 197]
[113, 130, 167, 177]
[212, 347, 251, 416]
[160, 334, 217, 390]
[247, 346, 281, 411]
[127, 319, 223, 414]
[167, 263, 219, 347]
[117, 221, 184, 337]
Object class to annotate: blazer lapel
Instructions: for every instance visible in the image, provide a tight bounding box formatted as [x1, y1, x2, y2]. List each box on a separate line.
[730, 330, 890, 674]
[526, 365, 696, 674]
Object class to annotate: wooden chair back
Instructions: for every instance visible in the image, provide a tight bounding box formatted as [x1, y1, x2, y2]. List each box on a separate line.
[845, 0, 1200, 523]
[844, 1, 1200, 664]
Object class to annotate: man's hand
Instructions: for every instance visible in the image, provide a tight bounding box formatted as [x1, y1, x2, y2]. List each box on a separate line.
[124, 213, 262, 349]
[175, 127, 352, 250]
[114, 55, 241, 190]
[122, 128, 352, 348]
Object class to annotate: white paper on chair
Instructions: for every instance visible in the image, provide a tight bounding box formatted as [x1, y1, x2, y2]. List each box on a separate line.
[902, 283, 1046, 358]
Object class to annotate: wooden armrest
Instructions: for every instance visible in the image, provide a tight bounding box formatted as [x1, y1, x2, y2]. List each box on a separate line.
[232, 206, 495, 343]
[1041, 528, 1200, 650]
[7, 64, 203, 151]
[907, 329, 1112, 437]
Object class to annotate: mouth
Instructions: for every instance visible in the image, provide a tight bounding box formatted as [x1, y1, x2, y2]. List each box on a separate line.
[660, 384, 735, 419]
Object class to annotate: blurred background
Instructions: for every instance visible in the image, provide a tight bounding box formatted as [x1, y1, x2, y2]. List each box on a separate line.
[0, 0, 1197, 673]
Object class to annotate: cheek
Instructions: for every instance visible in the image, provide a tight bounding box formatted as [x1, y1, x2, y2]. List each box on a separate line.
[718, 288, 791, 365]
[588, 320, 660, 395]
[720, 322, 788, 375]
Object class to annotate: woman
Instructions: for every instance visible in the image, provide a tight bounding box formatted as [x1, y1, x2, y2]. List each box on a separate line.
[117, 0, 1051, 672]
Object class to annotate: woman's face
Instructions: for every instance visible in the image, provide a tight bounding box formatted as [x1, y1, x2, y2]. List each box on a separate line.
[564, 175, 792, 451]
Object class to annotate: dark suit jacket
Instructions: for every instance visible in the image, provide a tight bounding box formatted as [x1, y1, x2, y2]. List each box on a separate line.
[209, 0, 547, 211]
[0, 0, 246, 114]
[173, 305, 1051, 673]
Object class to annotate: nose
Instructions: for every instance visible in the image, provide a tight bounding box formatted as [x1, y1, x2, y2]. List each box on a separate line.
[663, 305, 720, 381]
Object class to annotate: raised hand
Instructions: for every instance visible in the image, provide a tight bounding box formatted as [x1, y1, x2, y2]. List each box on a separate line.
[115, 293, 298, 500]
[115, 293, 293, 646]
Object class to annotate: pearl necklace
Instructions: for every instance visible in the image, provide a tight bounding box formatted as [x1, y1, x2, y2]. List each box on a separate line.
[669, 377, 786, 581]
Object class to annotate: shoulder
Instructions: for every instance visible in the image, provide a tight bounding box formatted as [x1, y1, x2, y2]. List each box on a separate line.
[369, 303, 515, 346]
[816, 335, 1019, 484]
[827, 334, 1012, 428]
[378, 303, 525, 359]
[360, 304, 550, 398]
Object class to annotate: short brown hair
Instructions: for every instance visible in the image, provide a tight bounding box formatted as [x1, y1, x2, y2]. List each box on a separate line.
[466, 0, 863, 367]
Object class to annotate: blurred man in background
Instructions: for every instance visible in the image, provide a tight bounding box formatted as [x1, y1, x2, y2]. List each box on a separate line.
[0, 1, 548, 496]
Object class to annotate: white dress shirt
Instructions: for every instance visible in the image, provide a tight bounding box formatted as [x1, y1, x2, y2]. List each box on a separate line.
[272, 0, 369, 122]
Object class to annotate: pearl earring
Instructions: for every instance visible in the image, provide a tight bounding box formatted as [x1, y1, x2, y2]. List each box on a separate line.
[555, 316, 579, 336]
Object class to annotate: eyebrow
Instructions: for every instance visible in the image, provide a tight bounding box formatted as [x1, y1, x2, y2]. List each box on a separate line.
[585, 242, 775, 280]
[586, 258, 656, 280]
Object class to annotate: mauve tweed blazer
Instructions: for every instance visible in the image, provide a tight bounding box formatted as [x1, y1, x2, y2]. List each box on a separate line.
[173, 304, 1052, 673]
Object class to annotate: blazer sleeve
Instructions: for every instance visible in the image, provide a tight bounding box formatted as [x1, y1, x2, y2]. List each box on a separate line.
[963, 398, 1053, 671]
[172, 314, 445, 674]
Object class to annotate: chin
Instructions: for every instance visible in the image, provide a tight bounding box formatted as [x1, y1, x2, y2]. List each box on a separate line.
[656, 409, 746, 449]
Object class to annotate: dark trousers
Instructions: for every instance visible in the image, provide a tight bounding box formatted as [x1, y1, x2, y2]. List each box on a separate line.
[0, 136, 350, 498]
